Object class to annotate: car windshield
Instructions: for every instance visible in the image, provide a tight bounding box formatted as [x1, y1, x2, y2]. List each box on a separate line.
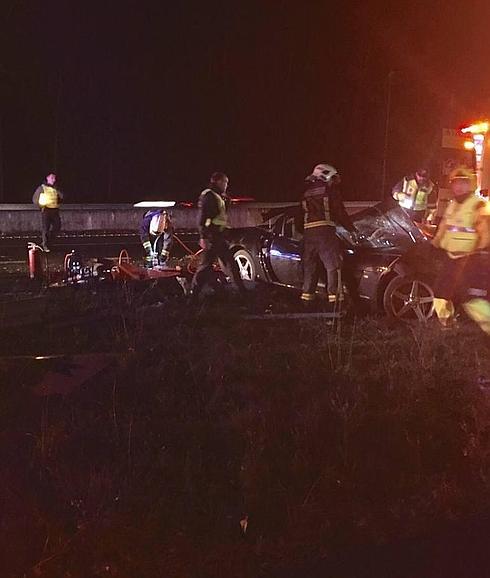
[259, 200, 426, 250]
[338, 200, 426, 249]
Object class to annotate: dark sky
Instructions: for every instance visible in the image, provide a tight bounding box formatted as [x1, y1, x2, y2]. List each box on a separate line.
[1, 0, 490, 203]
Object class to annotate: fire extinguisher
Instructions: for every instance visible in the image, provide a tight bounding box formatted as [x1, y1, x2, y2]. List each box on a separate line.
[28, 242, 45, 280]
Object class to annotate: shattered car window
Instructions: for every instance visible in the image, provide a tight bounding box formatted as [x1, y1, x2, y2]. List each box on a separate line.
[258, 201, 427, 251]
[339, 201, 426, 249]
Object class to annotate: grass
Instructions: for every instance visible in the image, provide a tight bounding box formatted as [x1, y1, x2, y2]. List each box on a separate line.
[1, 286, 490, 577]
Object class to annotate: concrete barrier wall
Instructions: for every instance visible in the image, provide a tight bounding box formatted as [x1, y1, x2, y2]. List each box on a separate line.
[0, 201, 377, 235]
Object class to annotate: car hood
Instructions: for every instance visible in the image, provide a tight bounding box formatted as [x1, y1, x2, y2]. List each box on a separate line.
[339, 199, 428, 252]
[253, 199, 428, 256]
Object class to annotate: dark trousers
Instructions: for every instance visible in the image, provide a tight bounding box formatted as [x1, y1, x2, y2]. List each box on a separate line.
[191, 234, 245, 296]
[434, 252, 490, 303]
[41, 208, 61, 248]
[302, 226, 342, 296]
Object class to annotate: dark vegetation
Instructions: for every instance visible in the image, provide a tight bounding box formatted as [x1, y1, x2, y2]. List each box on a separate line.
[1, 286, 490, 577]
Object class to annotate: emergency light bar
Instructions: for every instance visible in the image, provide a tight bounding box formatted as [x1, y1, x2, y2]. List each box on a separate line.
[461, 121, 489, 135]
[133, 201, 176, 208]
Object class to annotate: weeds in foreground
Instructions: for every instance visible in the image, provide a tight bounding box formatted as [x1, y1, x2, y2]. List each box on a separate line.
[1, 294, 490, 577]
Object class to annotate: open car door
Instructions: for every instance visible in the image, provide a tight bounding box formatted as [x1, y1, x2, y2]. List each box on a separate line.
[268, 213, 303, 288]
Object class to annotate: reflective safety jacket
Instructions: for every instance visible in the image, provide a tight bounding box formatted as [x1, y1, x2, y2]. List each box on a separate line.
[32, 184, 63, 209]
[140, 209, 173, 244]
[197, 188, 229, 238]
[392, 176, 435, 212]
[302, 180, 354, 231]
[434, 193, 490, 258]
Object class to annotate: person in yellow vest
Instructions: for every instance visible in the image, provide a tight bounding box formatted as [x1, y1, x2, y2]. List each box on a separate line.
[32, 173, 63, 252]
[432, 167, 490, 333]
[392, 168, 437, 223]
[190, 172, 246, 299]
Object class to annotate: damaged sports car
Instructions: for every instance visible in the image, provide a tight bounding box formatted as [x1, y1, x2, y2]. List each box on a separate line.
[226, 200, 439, 320]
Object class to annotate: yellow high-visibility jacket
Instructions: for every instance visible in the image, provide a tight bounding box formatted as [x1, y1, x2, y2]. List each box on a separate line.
[198, 189, 229, 236]
[392, 176, 435, 211]
[33, 184, 63, 209]
[433, 193, 490, 258]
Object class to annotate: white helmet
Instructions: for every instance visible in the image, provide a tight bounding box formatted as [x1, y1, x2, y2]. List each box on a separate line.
[306, 163, 339, 183]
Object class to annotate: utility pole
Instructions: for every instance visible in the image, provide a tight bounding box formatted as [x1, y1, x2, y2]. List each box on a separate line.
[381, 70, 395, 198]
[0, 109, 4, 202]
[0, 2, 18, 202]
[107, 113, 113, 201]
[0, 62, 5, 202]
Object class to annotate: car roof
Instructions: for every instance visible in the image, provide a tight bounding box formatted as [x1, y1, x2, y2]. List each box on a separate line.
[261, 204, 301, 221]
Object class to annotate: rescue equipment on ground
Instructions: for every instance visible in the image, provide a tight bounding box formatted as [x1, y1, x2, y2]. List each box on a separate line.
[63, 250, 115, 284]
[28, 242, 46, 280]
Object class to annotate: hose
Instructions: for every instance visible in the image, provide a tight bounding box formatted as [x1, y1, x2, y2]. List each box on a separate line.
[118, 249, 130, 265]
[172, 234, 203, 274]
[187, 249, 203, 274]
[63, 253, 72, 272]
[172, 233, 196, 256]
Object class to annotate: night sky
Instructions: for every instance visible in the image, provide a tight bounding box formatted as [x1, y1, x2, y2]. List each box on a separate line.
[1, 1, 489, 203]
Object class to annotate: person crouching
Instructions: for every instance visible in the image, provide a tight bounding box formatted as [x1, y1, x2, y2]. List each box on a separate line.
[140, 209, 174, 268]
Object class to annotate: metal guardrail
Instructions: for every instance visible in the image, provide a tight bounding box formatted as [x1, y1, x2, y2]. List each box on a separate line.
[0, 201, 378, 211]
[0, 201, 379, 235]
[0, 204, 139, 211]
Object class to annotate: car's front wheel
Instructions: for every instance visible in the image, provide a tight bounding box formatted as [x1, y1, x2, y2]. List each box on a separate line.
[383, 275, 435, 321]
[233, 249, 256, 281]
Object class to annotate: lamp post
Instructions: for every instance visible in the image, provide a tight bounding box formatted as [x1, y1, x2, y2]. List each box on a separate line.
[0, 64, 4, 202]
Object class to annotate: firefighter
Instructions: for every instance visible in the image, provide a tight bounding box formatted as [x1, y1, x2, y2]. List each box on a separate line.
[392, 168, 437, 223]
[190, 172, 246, 299]
[32, 173, 63, 252]
[140, 208, 174, 267]
[432, 167, 490, 333]
[300, 163, 359, 304]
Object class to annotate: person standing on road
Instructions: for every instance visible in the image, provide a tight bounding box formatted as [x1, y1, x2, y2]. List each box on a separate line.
[392, 168, 437, 224]
[32, 173, 63, 252]
[140, 209, 174, 268]
[301, 163, 359, 304]
[432, 167, 490, 333]
[190, 172, 246, 299]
